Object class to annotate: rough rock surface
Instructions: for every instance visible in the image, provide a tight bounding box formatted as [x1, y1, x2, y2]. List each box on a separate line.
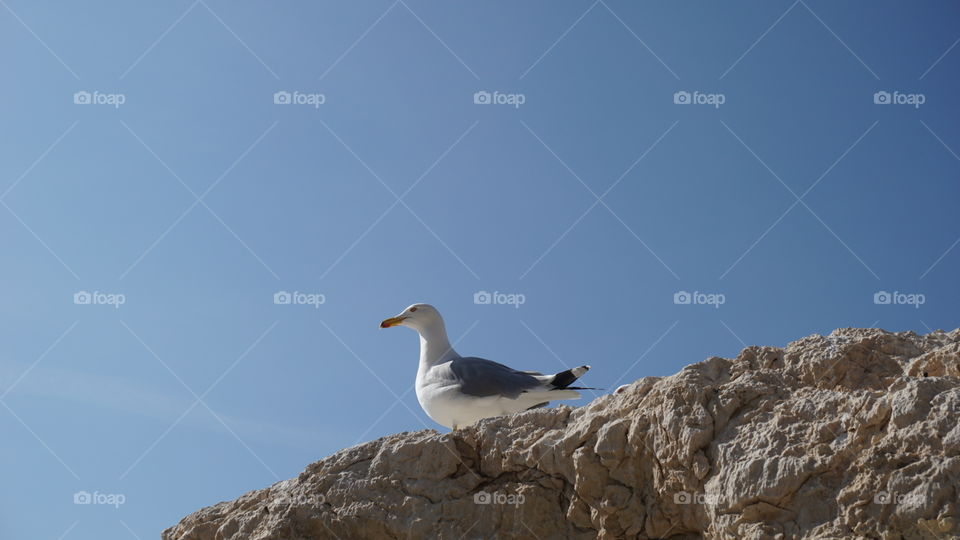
[163, 328, 960, 539]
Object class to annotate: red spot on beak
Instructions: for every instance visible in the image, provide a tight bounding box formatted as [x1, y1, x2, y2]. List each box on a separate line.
[380, 316, 405, 329]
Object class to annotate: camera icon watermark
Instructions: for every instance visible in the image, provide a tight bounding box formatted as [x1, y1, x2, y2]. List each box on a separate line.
[673, 90, 725, 108]
[473, 90, 525, 108]
[473, 490, 524, 506]
[873, 90, 924, 108]
[473, 290, 525, 309]
[74, 290, 125, 309]
[73, 90, 126, 108]
[274, 290, 325, 308]
[873, 290, 924, 309]
[73, 490, 126, 508]
[673, 290, 725, 309]
[274, 90, 326, 108]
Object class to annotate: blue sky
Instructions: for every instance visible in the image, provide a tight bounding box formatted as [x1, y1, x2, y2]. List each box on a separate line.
[1, 1, 958, 538]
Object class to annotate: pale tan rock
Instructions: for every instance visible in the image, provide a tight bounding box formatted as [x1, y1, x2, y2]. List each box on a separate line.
[163, 328, 960, 540]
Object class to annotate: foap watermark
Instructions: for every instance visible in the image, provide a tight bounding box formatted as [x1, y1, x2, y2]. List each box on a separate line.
[74, 290, 125, 309]
[274, 290, 325, 308]
[673, 90, 725, 108]
[73, 490, 126, 508]
[74, 91, 126, 108]
[874, 290, 924, 309]
[473, 290, 525, 308]
[473, 90, 525, 108]
[269, 493, 326, 506]
[674, 290, 725, 309]
[873, 91, 925, 108]
[274, 90, 326, 108]
[674, 491, 720, 505]
[473, 490, 525, 507]
[874, 490, 925, 506]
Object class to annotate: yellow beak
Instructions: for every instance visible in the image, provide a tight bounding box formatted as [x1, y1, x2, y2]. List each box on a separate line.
[379, 316, 407, 329]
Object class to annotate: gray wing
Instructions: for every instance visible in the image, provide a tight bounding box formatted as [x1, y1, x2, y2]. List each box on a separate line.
[449, 357, 543, 399]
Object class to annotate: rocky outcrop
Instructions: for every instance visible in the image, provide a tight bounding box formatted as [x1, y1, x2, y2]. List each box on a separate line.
[162, 328, 960, 539]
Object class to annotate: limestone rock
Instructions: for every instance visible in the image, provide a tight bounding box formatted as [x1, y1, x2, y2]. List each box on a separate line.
[163, 328, 960, 539]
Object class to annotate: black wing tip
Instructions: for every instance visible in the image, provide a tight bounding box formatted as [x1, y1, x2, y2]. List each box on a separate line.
[550, 365, 591, 389]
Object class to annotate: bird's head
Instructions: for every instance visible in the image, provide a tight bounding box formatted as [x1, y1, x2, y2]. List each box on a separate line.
[380, 303, 443, 332]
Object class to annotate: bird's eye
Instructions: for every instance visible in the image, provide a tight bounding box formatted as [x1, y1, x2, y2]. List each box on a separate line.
[409, 307, 418, 312]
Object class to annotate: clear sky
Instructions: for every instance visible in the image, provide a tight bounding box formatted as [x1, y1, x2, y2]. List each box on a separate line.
[1, 1, 958, 538]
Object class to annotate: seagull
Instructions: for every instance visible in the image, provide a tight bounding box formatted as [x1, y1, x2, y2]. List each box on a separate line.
[380, 303, 592, 430]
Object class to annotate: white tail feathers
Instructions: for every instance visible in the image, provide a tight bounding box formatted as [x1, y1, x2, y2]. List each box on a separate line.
[524, 388, 581, 401]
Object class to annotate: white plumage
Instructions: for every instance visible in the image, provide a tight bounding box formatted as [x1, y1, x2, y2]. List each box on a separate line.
[380, 303, 591, 429]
